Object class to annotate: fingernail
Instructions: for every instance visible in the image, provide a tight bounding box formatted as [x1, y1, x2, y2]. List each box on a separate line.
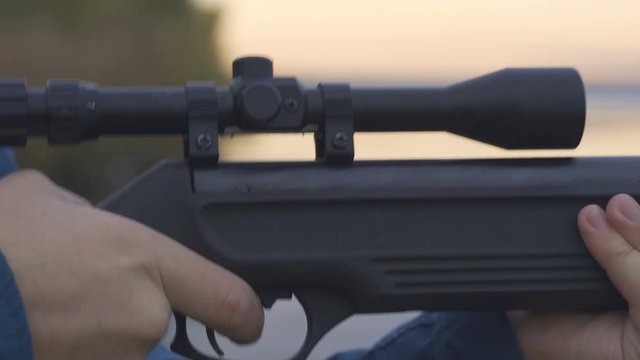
[587, 207, 610, 232]
[620, 196, 640, 223]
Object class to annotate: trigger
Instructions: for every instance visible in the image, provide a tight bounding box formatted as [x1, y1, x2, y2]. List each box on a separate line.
[206, 327, 225, 356]
[258, 289, 293, 309]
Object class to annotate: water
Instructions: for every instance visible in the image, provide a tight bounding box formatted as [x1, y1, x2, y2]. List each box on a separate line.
[163, 87, 640, 359]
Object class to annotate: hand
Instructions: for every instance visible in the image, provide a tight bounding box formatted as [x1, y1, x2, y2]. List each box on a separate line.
[510, 194, 640, 359]
[0, 170, 264, 360]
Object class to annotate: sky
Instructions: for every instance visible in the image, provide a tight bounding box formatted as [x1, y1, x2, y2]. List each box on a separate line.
[195, 0, 640, 86]
[187, 0, 640, 160]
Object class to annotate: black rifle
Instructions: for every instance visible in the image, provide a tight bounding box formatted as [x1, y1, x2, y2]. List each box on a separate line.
[0, 57, 629, 360]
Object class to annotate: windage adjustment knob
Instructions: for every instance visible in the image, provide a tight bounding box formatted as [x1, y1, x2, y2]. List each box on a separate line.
[239, 82, 282, 125]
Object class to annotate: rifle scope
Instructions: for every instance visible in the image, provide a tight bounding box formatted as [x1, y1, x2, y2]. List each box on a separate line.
[0, 57, 585, 152]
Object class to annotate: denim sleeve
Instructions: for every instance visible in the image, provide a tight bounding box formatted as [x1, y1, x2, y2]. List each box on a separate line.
[0, 149, 17, 177]
[145, 345, 185, 360]
[329, 312, 524, 360]
[0, 149, 32, 359]
[0, 251, 34, 360]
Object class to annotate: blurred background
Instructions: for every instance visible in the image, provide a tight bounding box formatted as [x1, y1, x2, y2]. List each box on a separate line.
[1, 0, 639, 358]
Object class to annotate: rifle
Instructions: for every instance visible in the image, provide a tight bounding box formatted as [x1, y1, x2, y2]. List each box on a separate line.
[0, 57, 628, 360]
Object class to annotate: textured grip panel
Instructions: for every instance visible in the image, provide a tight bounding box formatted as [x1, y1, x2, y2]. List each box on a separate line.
[372, 254, 605, 292]
[101, 158, 635, 316]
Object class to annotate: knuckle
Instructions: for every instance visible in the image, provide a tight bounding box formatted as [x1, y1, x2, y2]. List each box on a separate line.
[7, 169, 49, 185]
[2, 169, 60, 195]
[220, 283, 251, 331]
[102, 214, 149, 246]
[56, 188, 92, 206]
[120, 297, 171, 343]
[94, 214, 161, 278]
[15, 168, 47, 179]
[116, 222, 158, 265]
[115, 216, 158, 245]
[17, 169, 52, 185]
[122, 224, 161, 262]
[626, 222, 640, 235]
[138, 303, 171, 342]
[606, 243, 636, 267]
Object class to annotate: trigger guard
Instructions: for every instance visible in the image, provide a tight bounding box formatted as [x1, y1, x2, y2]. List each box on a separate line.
[170, 290, 352, 360]
[287, 290, 354, 360]
[170, 311, 221, 360]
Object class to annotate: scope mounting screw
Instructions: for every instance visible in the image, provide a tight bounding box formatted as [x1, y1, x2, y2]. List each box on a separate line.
[283, 98, 299, 112]
[331, 132, 349, 149]
[195, 133, 213, 150]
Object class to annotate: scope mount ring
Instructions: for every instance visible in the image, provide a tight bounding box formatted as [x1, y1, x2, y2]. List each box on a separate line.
[314, 83, 354, 165]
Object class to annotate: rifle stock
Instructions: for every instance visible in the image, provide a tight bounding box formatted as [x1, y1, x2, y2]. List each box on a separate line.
[100, 157, 629, 360]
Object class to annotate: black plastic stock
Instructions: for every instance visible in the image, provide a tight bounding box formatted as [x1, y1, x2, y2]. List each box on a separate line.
[99, 158, 631, 360]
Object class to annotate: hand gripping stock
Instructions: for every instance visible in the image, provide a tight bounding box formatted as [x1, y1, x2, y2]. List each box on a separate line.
[99, 161, 356, 360]
[1, 56, 611, 359]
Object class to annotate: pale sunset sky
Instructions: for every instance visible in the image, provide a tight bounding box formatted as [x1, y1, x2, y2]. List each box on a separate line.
[194, 0, 639, 86]
[188, 0, 640, 161]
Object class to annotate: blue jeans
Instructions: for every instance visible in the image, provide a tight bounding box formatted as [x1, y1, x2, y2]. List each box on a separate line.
[328, 312, 523, 360]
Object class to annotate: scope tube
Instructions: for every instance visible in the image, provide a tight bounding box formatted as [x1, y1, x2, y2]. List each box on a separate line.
[351, 88, 448, 131]
[96, 87, 187, 134]
[1, 65, 585, 149]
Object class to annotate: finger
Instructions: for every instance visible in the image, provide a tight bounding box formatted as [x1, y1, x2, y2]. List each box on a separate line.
[151, 232, 264, 343]
[578, 204, 640, 305]
[605, 194, 640, 250]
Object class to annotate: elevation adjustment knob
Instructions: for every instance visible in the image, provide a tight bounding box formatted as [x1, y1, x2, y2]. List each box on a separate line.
[232, 57, 274, 78]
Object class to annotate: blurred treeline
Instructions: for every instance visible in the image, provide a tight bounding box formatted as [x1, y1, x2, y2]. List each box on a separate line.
[0, 0, 225, 202]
